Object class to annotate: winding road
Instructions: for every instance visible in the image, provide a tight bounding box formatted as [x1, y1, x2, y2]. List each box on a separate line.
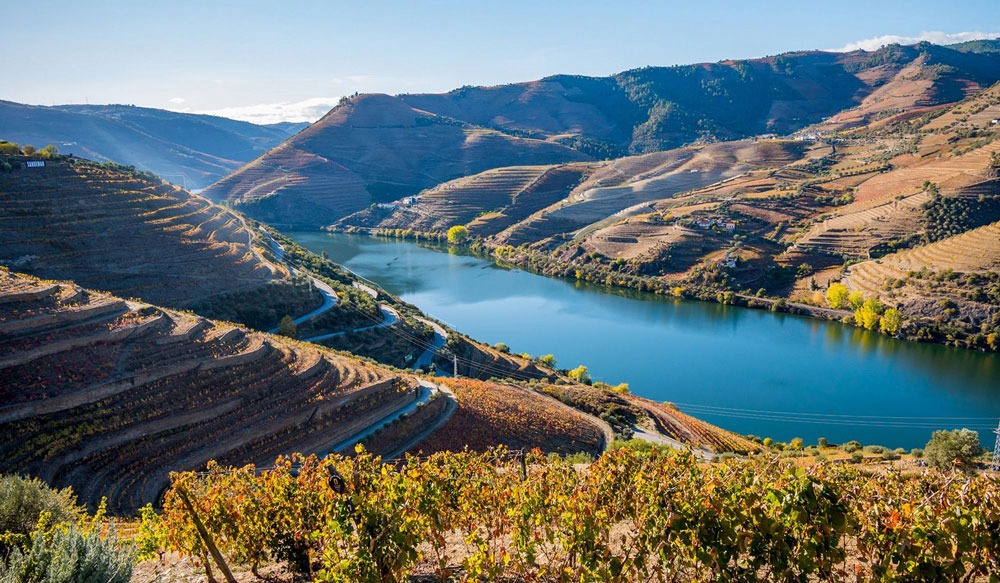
[324, 380, 452, 454]
[302, 304, 399, 342]
[413, 317, 447, 371]
[254, 228, 458, 456]
[266, 276, 339, 333]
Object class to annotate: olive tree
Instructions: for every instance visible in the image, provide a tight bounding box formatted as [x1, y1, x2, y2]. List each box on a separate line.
[923, 428, 983, 471]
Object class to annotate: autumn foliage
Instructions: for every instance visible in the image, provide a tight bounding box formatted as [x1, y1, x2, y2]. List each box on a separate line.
[152, 448, 1000, 582]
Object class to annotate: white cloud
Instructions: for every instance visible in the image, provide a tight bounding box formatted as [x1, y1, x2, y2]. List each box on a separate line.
[168, 97, 186, 104]
[195, 97, 343, 125]
[830, 31, 1000, 52]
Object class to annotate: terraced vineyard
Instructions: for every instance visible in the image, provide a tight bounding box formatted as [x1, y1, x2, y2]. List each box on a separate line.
[0, 158, 284, 307]
[0, 269, 422, 513]
[787, 189, 933, 259]
[411, 378, 608, 456]
[845, 219, 1000, 296]
[541, 383, 761, 455]
[636, 397, 763, 454]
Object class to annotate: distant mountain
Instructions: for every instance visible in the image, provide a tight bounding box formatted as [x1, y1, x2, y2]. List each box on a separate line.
[339, 76, 1000, 350]
[208, 42, 1000, 228]
[0, 101, 306, 189]
[203, 94, 591, 228]
[945, 38, 1000, 55]
[401, 43, 1000, 154]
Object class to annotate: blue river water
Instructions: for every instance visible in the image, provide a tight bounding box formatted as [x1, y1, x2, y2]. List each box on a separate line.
[290, 231, 1000, 450]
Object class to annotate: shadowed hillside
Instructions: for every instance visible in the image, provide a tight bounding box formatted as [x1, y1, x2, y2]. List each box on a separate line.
[0, 102, 305, 189]
[0, 157, 285, 306]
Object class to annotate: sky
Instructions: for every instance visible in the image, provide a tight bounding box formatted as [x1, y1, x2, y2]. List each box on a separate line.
[3, 1, 998, 124]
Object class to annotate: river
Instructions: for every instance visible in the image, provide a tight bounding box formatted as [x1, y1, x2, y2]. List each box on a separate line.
[289, 231, 1000, 450]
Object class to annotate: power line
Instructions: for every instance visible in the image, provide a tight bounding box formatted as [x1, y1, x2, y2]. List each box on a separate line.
[671, 402, 1000, 421]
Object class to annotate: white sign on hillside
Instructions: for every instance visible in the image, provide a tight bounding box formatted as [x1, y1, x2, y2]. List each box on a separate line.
[25, 160, 45, 168]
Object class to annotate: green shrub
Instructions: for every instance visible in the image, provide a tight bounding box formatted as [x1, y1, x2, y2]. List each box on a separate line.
[0, 476, 81, 540]
[924, 429, 983, 471]
[842, 441, 862, 453]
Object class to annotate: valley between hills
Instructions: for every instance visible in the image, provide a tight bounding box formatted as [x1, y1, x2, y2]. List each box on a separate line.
[2, 37, 1000, 583]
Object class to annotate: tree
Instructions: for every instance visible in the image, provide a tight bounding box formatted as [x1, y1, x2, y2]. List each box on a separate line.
[854, 298, 884, 331]
[923, 428, 983, 471]
[0, 141, 20, 155]
[277, 315, 297, 338]
[879, 308, 902, 335]
[825, 282, 849, 309]
[847, 291, 865, 310]
[39, 144, 59, 159]
[538, 354, 557, 368]
[567, 365, 591, 384]
[21, 144, 36, 156]
[446, 225, 469, 245]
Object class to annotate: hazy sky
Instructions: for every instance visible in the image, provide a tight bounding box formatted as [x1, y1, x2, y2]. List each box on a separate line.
[4, 1, 998, 123]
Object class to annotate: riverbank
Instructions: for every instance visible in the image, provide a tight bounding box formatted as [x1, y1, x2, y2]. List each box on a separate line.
[341, 227, 990, 351]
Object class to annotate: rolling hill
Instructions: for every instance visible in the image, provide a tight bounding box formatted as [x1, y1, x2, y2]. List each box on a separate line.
[0, 101, 305, 189]
[202, 93, 591, 228]
[209, 42, 1000, 229]
[340, 73, 1000, 350]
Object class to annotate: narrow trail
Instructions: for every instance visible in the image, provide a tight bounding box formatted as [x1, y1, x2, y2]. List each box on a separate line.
[630, 425, 715, 460]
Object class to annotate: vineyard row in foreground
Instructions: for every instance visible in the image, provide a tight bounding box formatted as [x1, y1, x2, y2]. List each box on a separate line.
[145, 447, 1000, 582]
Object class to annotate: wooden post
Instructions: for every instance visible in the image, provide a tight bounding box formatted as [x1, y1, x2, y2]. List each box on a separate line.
[176, 487, 239, 583]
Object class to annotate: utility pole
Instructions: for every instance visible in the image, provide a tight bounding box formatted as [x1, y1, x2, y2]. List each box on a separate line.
[453, 354, 458, 378]
[992, 419, 1000, 472]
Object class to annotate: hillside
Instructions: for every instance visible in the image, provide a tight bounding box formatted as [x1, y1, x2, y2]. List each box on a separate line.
[340, 76, 1000, 350]
[399, 43, 1000, 153]
[0, 155, 453, 352]
[209, 42, 1000, 230]
[0, 268, 425, 513]
[202, 94, 590, 228]
[0, 156, 285, 307]
[0, 101, 304, 188]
